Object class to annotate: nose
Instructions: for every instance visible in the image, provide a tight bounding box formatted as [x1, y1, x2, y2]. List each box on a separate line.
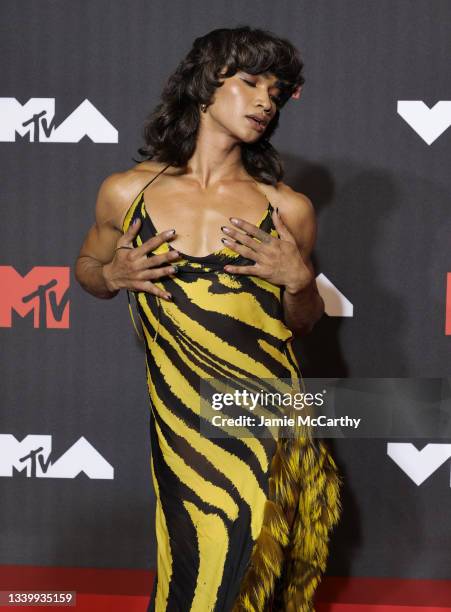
[256, 98, 272, 114]
[255, 90, 273, 113]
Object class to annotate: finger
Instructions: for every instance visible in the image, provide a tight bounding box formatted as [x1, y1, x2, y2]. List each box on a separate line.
[228, 216, 272, 243]
[125, 217, 141, 239]
[221, 225, 269, 252]
[140, 264, 179, 281]
[115, 218, 142, 250]
[220, 237, 261, 262]
[132, 281, 172, 301]
[134, 229, 177, 256]
[223, 263, 259, 275]
[271, 209, 297, 243]
[137, 249, 181, 270]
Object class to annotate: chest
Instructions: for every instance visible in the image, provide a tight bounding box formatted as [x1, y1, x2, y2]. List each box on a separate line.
[142, 188, 273, 259]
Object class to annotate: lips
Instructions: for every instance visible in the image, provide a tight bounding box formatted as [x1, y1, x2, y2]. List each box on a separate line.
[246, 115, 267, 132]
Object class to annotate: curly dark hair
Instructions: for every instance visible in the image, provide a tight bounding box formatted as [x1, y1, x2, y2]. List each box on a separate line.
[134, 25, 305, 185]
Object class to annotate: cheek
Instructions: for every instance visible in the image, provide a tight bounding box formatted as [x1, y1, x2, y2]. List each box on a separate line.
[221, 82, 245, 111]
[210, 83, 248, 131]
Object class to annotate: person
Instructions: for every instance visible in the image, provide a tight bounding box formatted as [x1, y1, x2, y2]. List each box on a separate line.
[75, 25, 342, 612]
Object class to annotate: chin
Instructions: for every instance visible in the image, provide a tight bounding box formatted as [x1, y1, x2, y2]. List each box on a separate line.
[239, 130, 264, 144]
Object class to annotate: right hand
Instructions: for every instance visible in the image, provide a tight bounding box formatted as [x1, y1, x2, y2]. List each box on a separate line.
[102, 218, 181, 300]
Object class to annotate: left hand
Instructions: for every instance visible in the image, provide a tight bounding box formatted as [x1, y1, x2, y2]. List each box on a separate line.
[221, 208, 313, 294]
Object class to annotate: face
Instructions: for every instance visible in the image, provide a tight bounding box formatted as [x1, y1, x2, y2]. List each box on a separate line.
[202, 69, 282, 142]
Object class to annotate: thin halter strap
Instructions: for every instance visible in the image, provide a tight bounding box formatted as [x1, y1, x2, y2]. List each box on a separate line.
[137, 162, 171, 197]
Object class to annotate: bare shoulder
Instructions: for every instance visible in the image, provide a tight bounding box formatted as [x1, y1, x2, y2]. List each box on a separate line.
[272, 181, 315, 221]
[265, 181, 317, 254]
[95, 160, 169, 231]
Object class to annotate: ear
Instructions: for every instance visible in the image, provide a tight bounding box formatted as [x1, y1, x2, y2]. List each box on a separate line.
[291, 84, 303, 99]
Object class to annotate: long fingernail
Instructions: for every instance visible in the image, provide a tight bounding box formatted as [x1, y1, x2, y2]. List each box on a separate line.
[167, 229, 176, 235]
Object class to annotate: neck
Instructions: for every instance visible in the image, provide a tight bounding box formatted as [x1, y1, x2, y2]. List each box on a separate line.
[183, 118, 250, 189]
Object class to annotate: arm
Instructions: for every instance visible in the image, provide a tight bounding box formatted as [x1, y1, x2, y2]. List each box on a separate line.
[282, 261, 325, 336]
[218, 183, 324, 336]
[276, 186, 324, 336]
[74, 173, 126, 299]
[75, 171, 182, 301]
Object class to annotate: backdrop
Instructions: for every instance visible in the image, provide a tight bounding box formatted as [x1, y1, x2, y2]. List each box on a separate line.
[1, 0, 450, 602]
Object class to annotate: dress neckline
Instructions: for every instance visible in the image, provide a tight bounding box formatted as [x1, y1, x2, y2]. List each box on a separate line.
[123, 164, 274, 261]
[143, 196, 273, 261]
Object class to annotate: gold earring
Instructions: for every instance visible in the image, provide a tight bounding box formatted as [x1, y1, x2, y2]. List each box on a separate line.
[200, 103, 207, 113]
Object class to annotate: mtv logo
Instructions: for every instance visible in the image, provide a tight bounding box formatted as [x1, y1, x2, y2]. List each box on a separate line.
[387, 442, 451, 486]
[0, 98, 118, 143]
[0, 266, 70, 328]
[397, 101, 451, 145]
[0, 434, 114, 479]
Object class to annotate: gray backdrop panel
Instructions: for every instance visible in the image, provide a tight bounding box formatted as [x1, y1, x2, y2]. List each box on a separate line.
[0, 0, 450, 579]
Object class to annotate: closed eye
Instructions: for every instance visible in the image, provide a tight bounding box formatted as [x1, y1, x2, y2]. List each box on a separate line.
[241, 79, 281, 105]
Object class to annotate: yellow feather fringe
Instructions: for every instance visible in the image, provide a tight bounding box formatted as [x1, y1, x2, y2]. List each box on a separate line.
[232, 415, 342, 612]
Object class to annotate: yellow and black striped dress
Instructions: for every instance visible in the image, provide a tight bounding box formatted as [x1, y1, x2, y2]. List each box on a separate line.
[122, 165, 341, 612]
